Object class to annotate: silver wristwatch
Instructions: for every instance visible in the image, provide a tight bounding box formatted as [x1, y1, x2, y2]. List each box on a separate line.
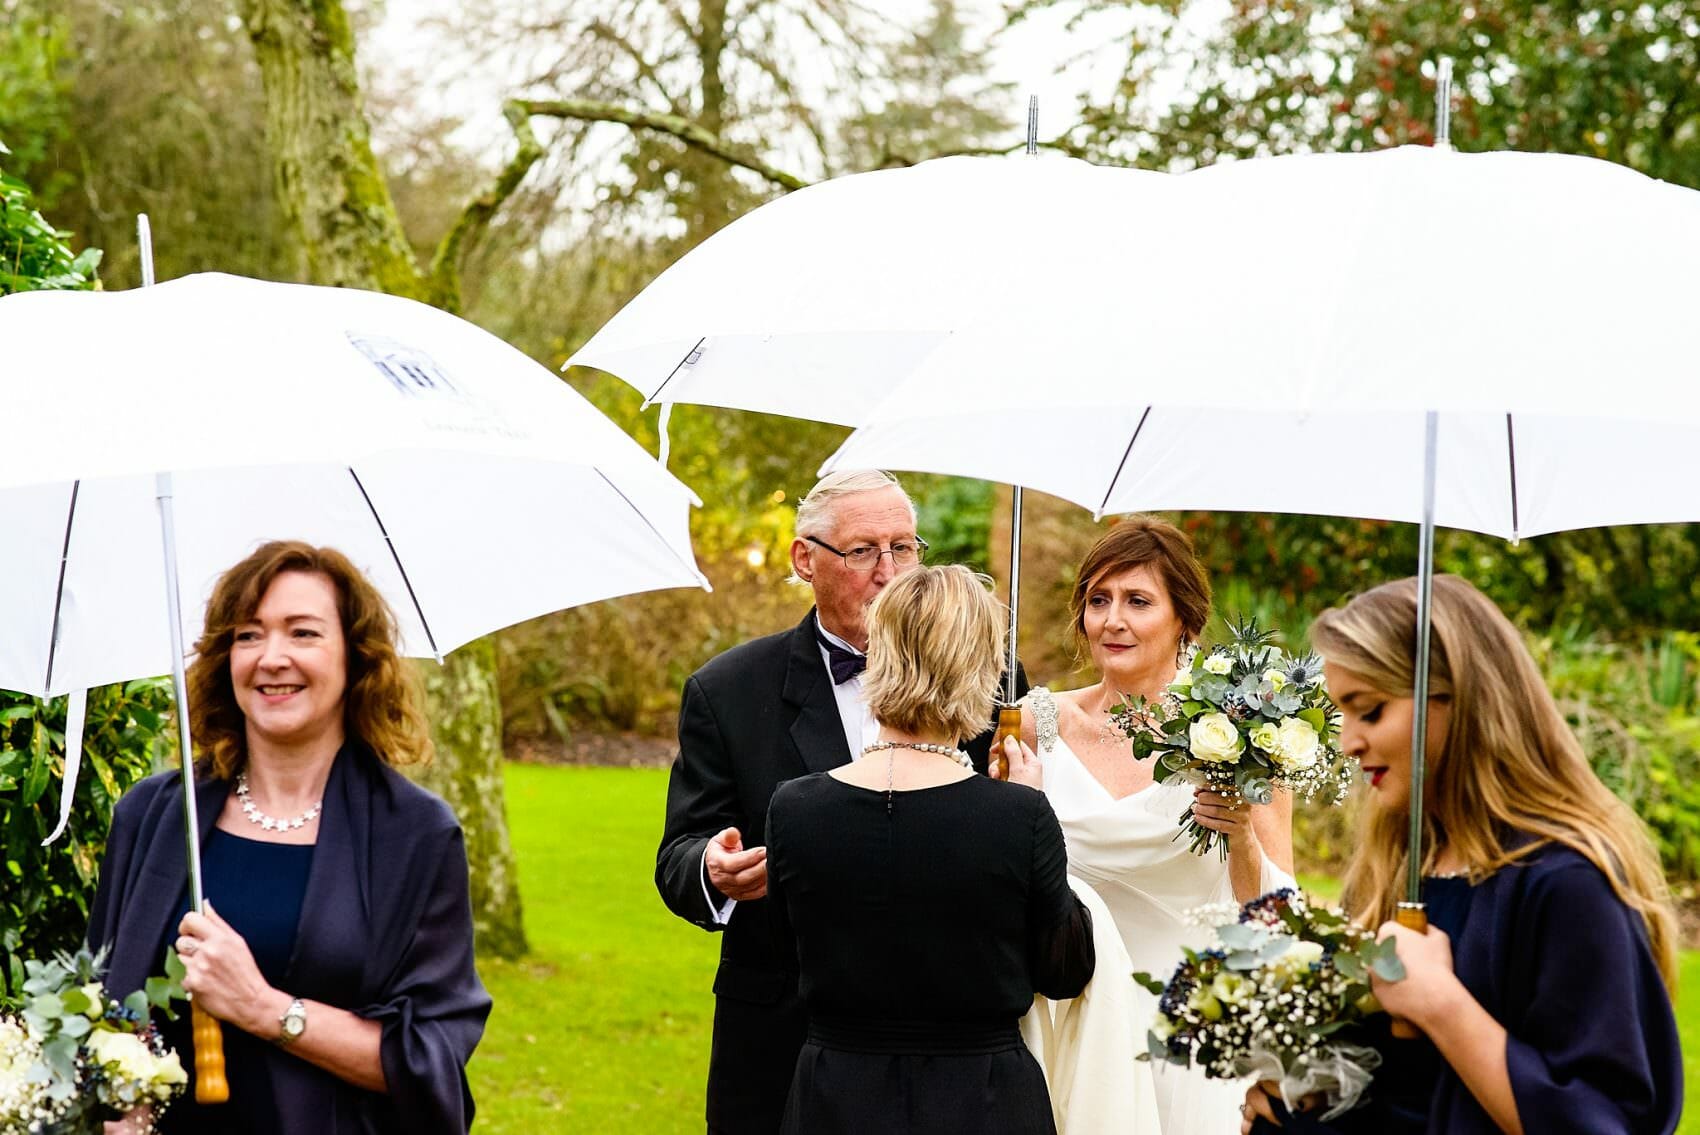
[278, 997, 307, 1046]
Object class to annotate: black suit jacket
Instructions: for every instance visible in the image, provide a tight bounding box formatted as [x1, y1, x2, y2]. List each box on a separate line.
[655, 609, 1025, 1133]
[87, 746, 491, 1134]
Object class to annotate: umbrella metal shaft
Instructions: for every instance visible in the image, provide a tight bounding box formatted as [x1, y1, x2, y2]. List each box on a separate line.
[157, 472, 207, 911]
[1407, 411, 1439, 905]
[1006, 486, 1023, 703]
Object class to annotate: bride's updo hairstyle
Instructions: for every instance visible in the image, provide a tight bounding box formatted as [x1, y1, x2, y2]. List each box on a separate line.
[863, 565, 1006, 743]
[1068, 517, 1211, 658]
[1311, 575, 1677, 990]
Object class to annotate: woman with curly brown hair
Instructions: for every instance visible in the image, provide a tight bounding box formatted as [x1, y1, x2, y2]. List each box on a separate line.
[88, 541, 489, 1134]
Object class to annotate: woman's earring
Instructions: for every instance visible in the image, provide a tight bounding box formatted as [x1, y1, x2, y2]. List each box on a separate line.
[1175, 639, 1192, 669]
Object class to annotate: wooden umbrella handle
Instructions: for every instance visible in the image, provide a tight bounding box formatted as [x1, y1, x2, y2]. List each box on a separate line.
[988, 705, 1022, 780]
[192, 1001, 229, 1103]
[1388, 904, 1429, 1040]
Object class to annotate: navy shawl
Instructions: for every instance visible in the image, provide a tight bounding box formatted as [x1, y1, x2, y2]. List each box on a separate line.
[86, 747, 491, 1134]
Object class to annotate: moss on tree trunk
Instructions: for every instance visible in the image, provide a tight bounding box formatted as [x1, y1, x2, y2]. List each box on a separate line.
[415, 642, 527, 959]
[236, 0, 528, 958]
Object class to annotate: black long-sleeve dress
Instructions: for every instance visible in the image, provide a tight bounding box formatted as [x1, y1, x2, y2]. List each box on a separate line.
[1254, 844, 1682, 1135]
[765, 772, 1095, 1135]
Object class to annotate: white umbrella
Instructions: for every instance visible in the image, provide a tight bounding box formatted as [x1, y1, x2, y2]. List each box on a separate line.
[820, 129, 1700, 946]
[570, 75, 1700, 933]
[2, 271, 706, 700]
[3, 262, 708, 1099]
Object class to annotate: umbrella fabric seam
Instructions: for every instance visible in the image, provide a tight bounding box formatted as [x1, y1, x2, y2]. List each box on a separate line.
[43, 478, 80, 693]
[1096, 407, 1153, 519]
[347, 467, 442, 660]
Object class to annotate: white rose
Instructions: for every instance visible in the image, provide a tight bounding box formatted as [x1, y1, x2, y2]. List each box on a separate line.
[1169, 668, 1194, 692]
[150, 1048, 187, 1095]
[1210, 972, 1254, 1006]
[1274, 717, 1321, 772]
[80, 982, 106, 1020]
[1273, 939, 1326, 978]
[1262, 669, 1287, 691]
[86, 1029, 154, 1082]
[1249, 722, 1280, 753]
[1188, 713, 1244, 765]
[1202, 653, 1233, 676]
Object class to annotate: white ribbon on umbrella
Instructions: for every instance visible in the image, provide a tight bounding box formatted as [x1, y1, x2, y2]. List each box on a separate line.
[41, 688, 86, 845]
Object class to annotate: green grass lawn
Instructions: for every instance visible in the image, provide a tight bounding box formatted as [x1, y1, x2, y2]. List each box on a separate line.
[474, 764, 1696, 1132]
[470, 764, 717, 1133]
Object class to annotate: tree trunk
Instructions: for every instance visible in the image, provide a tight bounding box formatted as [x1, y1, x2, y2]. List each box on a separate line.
[682, 0, 737, 241]
[236, 0, 527, 958]
[236, 0, 420, 296]
[416, 641, 527, 958]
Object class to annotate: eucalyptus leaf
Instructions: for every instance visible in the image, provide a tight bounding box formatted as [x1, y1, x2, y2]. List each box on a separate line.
[1225, 948, 1263, 971]
[1371, 937, 1408, 982]
[1215, 923, 1266, 951]
[1131, 970, 1168, 996]
[1148, 1030, 1188, 1066]
[28, 991, 64, 1019]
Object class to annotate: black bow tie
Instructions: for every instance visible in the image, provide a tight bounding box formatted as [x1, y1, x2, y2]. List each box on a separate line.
[819, 634, 866, 684]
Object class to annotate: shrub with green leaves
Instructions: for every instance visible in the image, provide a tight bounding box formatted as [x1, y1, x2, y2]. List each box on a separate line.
[0, 138, 99, 294]
[0, 141, 165, 997]
[1, 683, 173, 999]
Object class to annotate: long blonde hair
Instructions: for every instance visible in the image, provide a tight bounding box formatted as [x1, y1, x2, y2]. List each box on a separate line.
[1310, 575, 1677, 990]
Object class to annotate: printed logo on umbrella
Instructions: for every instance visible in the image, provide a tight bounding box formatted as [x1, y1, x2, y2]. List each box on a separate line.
[346, 333, 466, 401]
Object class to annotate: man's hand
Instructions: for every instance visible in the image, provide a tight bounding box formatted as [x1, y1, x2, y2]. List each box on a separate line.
[706, 827, 768, 901]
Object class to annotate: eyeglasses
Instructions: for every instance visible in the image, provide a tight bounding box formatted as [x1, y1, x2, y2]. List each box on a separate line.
[806, 535, 929, 573]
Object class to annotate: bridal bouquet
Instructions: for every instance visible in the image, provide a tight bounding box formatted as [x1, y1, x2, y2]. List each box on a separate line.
[2, 948, 186, 1134]
[1110, 617, 1353, 857]
[1135, 889, 1404, 1121]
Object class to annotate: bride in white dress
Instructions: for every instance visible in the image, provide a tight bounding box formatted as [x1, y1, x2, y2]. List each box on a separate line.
[1006, 518, 1296, 1135]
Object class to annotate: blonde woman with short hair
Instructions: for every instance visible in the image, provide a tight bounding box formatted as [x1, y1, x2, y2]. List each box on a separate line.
[765, 565, 1095, 1134]
[1241, 575, 1681, 1135]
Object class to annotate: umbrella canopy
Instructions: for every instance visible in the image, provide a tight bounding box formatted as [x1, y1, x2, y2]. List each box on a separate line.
[570, 138, 1700, 915]
[0, 272, 707, 700]
[570, 146, 1700, 432]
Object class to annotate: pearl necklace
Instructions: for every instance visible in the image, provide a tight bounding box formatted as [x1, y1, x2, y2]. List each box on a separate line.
[861, 740, 973, 769]
[863, 740, 975, 816]
[235, 771, 322, 832]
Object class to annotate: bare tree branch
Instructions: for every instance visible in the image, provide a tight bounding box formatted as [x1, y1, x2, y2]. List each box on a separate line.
[425, 101, 547, 310]
[587, 19, 686, 114]
[879, 137, 1091, 166]
[512, 97, 811, 192]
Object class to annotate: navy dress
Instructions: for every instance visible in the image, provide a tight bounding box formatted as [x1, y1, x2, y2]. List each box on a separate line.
[765, 774, 1094, 1135]
[159, 830, 315, 1135]
[1255, 844, 1682, 1135]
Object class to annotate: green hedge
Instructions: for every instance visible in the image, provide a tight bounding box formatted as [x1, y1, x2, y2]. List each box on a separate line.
[1, 682, 173, 998]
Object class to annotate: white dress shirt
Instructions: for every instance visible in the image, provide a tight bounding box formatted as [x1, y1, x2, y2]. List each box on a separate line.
[700, 621, 875, 925]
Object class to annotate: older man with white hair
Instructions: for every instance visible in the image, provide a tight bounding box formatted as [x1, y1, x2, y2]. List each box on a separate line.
[655, 469, 1024, 1134]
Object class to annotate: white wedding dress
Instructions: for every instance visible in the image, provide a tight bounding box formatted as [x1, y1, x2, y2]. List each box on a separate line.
[1028, 687, 1296, 1135]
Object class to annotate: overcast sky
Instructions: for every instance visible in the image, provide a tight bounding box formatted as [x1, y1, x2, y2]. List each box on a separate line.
[363, 0, 1221, 159]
